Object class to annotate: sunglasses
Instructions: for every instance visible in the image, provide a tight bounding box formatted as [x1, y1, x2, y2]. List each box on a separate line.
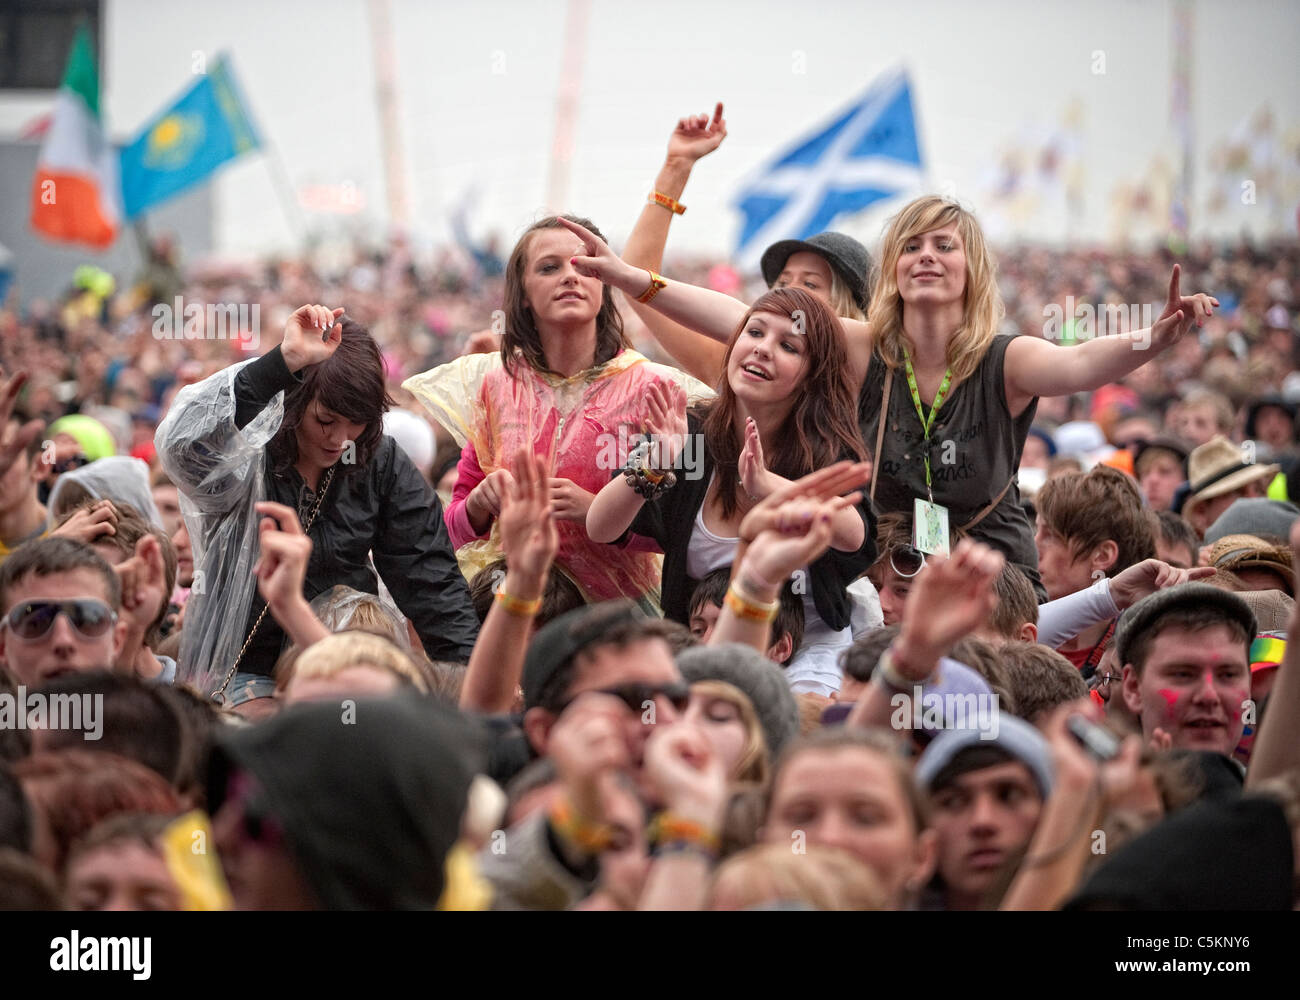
[889, 545, 927, 579]
[52, 454, 90, 475]
[3, 599, 117, 641]
[562, 681, 691, 716]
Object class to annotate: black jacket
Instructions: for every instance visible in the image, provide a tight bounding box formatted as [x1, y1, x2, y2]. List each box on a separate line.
[622, 412, 876, 630]
[169, 347, 479, 678]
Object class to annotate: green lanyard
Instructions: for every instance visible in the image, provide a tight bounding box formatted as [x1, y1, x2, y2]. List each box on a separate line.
[902, 348, 952, 503]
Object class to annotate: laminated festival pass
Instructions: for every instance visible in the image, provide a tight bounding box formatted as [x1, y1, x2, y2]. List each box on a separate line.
[913, 498, 950, 556]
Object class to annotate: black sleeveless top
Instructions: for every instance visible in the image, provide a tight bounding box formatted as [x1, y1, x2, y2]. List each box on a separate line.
[858, 333, 1045, 600]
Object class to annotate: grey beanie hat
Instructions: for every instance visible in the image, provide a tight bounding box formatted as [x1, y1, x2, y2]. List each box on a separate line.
[915, 715, 1055, 799]
[676, 644, 801, 757]
[1114, 583, 1257, 667]
[1202, 498, 1300, 546]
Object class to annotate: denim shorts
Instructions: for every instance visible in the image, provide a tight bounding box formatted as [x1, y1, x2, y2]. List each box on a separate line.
[220, 671, 277, 708]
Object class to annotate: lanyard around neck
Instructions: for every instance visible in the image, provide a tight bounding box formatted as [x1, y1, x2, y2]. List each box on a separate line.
[902, 347, 952, 503]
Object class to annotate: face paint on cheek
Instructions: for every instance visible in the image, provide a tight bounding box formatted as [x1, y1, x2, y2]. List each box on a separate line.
[1156, 688, 1179, 719]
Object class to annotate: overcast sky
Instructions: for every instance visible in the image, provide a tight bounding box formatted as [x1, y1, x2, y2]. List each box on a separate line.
[4, 0, 1298, 261]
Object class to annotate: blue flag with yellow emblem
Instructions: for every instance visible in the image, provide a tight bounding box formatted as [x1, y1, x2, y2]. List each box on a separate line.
[120, 55, 261, 220]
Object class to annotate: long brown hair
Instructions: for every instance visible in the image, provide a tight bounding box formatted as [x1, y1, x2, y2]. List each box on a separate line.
[700, 287, 865, 518]
[500, 215, 629, 378]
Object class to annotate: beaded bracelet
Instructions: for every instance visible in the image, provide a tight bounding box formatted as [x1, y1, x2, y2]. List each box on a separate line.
[623, 442, 677, 501]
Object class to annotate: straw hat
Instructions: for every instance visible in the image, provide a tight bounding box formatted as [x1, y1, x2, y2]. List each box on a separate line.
[1182, 436, 1278, 521]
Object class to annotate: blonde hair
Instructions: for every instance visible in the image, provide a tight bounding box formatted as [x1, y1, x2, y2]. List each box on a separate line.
[691, 680, 769, 786]
[868, 195, 1004, 385]
[280, 631, 429, 694]
[709, 843, 888, 911]
[826, 268, 868, 322]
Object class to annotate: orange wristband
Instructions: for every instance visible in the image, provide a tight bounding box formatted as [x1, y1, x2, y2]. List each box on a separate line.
[649, 811, 720, 854]
[649, 191, 686, 214]
[549, 796, 616, 853]
[494, 589, 542, 617]
[724, 583, 777, 623]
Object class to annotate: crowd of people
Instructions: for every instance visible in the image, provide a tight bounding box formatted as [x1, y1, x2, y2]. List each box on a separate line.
[1, 105, 1299, 912]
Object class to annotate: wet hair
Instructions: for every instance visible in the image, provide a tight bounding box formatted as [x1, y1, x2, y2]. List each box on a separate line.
[468, 560, 586, 630]
[500, 215, 629, 378]
[688, 567, 805, 665]
[0, 536, 121, 614]
[310, 585, 410, 650]
[701, 287, 867, 519]
[64, 811, 173, 869]
[279, 631, 428, 695]
[267, 316, 394, 475]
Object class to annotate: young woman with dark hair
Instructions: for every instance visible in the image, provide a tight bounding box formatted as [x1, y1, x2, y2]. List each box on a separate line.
[156, 304, 479, 709]
[404, 216, 711, 611]
[587, 286, 876, 696]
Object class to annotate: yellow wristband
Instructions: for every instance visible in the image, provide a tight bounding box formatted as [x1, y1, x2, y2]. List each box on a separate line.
[649, 191, 686, 215]
[724, 583, 777, 623]
[636, 270, 668, 304]
[494, 589, 543, 617]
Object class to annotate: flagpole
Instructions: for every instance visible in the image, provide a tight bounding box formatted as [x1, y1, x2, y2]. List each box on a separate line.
[261, 138, 309, 250]
[546, 0, 591, 214]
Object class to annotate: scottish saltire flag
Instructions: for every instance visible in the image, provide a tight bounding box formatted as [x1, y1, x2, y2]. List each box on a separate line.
[733, 67, 924, 268]
[119, 55, 261, 220]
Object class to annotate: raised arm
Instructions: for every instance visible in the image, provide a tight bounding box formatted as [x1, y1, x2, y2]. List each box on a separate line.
[623, 104, 732, 385]
[461, 449, 557, 714]
[1245, 519, 1300, 787]
[1003, 265, 1217, 408]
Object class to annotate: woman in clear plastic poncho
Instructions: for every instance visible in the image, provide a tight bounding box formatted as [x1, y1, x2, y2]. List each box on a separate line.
[404, 215, 713, 611]
[156, 306, 479, 706]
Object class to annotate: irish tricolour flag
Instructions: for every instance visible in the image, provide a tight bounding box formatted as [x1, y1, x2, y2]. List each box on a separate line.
[30, 26, 121, 249]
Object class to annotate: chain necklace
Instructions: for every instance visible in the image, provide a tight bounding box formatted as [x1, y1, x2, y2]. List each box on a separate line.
[211, 464, 337, 706]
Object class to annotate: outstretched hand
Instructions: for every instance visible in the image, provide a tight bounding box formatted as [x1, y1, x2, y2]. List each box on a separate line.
[1147, 265, 1217, 353]
[1109, 557, 1216, 610]
[498, 448, 559, 582]
[895, 538, 1005, 673]
[643, 379, 689, 470]
[253, 501, 313, 611]
[737, 460, 870, 545]
[666, 102, 727, 164]
[0, 368, 43, 478]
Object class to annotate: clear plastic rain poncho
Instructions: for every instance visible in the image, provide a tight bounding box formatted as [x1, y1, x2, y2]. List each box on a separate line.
[404, 349, 713, 609]
[154, 359, 282, 696]
[47, 455, 164, 529]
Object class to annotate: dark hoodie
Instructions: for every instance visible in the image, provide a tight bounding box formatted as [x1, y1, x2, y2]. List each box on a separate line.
[1065, 795, 1294, 910]
[207, 695, 487, 909]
